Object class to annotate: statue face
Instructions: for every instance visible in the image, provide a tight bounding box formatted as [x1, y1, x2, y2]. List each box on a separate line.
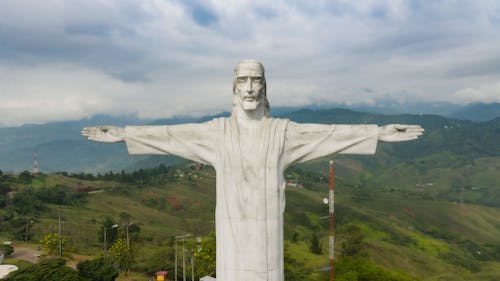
[234, 62, 265, 111]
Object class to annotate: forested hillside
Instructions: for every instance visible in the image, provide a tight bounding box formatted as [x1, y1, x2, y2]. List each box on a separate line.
[0, 107, 499, 173]
[1, 108, 499, 280]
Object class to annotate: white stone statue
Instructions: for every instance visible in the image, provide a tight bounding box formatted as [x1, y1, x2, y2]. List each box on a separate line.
[82, 60, 423, 281]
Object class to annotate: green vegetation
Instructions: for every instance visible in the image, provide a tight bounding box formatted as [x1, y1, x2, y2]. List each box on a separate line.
[0, 244, 14, 256]
[309, 233, 322, 254]
[336, 257, 419, 281]
[40, 233, 68, 257]
[4, 258, 85, 281]
[109, 238, 135, 273]
[1, 140, 500, 281]
[194, 232, 216, 278]
[77, 257, 119, 281]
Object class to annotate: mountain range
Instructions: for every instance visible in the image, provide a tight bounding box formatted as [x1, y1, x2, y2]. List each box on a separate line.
[0, 103, 499, 173]
[1, 103, 500, 280]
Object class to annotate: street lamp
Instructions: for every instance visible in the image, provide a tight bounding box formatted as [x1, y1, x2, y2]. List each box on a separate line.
[328, 160, 335, 281]
[175, 234, 192, 281]
[25, 218, 34, 242]
[104, 224, 119, 253]
[320, 161, 335, 281]
[125, 222, 133, 250]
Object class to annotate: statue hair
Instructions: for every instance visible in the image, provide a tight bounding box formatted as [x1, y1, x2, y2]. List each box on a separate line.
[232, 60, 270, 117]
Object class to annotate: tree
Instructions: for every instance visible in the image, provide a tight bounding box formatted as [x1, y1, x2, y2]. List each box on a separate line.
[6, 216, 37, 241]
[40, 232, 67, 256]
[119, 212, 131, 222]
[18, 170, 33, 184]
[284, 242, 313, 281]
[335, 257, 420, 281]
[309, 233, 322, 254]
[0, 244, 14, 256]
[98, 218, 119, 247]
[339, 224, 366, 258]
[77, 257, 119, 281]
[109, 238, 135, 273]
[291, 231, 299, 243]
[194, 232, 216, 278]
[0, 183, 11, 208]
[137, 246, 175, 275]
[11, 188, 44, 215]
[4, 257, 86, 281]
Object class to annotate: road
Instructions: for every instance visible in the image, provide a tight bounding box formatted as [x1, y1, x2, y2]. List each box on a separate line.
[9, 246, 41, 263]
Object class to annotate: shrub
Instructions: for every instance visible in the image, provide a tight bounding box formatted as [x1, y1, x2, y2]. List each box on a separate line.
[336, 257, 420, 281]
[0, 244, 14, 256]
[77, 257, 119, 281]
[4, 257, 85, 281]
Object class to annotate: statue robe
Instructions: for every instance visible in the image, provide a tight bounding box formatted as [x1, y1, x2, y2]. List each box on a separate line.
[123, 116, 379, 281]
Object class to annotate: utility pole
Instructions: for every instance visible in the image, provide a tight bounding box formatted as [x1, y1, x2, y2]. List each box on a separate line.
[103, 224, 118, 255]
[175, 241, 178, 281]
[126, 223, 130, 249]
[191, 248, 194, 281]
[175, 234, 191, 281]
[25, 217, 30, 242]
[58, 208, 62, 257]
[328, 160, 335, 281]
[104, 228, 107, 253]
[183, 236, 186, 281]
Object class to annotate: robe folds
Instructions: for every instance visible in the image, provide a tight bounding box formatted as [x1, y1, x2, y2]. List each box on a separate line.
[124, 117, 379, 281]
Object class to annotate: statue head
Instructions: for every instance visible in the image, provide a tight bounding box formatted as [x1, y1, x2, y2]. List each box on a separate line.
[232, 59, 270, 117]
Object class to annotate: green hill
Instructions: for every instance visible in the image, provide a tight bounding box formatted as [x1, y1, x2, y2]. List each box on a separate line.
[1, 107, 498, 173]
[1, 159, 500, 280]
[1, 108, 500, 280]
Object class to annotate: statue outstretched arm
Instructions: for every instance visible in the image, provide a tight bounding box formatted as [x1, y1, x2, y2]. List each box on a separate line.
[283, 122, 424, 165]
[378, 124, 424, 142]
[81, 126, 125, 143]
[82, 122, 217, 165]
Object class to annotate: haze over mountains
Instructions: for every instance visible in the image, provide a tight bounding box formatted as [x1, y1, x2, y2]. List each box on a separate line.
[1, 101, 500, 280]
[0, 102, 499, 173]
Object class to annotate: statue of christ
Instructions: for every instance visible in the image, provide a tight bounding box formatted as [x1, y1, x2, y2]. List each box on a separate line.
[82, 60, 423, 281]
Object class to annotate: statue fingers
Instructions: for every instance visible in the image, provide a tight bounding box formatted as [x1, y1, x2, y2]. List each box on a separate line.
[404, 135, 419, 141]
[407, 125, 424, 132]
[81, 127, 96, 137]
[395, 124, 423, 132]
[405, 128, 423, 135]
[403, 131, 423, 140]
[86, 135, 100, 142]
[98, 126, 114, 133]
[82, 127, 107, 141]
[394, 124, 407, 132]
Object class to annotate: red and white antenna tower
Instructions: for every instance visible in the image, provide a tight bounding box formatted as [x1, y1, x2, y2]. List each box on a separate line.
[328, 160, 335, 281]
[33, 151, 38, 175]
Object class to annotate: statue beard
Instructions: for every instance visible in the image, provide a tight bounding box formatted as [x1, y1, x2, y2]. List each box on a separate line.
[242, 97, 261, 111]
[232, 92, 271, 118]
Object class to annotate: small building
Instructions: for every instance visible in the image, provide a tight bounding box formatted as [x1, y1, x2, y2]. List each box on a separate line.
[155, 271, 168, 281]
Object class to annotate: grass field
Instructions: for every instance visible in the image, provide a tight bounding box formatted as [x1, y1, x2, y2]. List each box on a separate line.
[2, 159, 500, 280]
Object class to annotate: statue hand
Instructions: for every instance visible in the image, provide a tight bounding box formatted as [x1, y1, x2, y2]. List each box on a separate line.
[378, 124, 424, 142]
[81, 126, 125, 143]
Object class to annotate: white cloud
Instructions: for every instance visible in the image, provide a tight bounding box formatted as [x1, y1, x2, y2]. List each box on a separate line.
[0, 63, 232, 126]
[1, 0, 500, 125]
[453, 82, 500, 104]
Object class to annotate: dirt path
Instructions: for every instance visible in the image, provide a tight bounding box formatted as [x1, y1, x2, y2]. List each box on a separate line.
[9, 246, 41, 263]
[66, 254, 91, 269]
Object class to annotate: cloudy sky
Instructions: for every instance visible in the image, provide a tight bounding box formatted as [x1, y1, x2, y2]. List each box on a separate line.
[1, 0, 499, 126]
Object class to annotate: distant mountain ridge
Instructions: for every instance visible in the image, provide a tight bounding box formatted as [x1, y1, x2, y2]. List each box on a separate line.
[0, 106, 499, 173]
[450, 102, 500, 122]
[278, 101, 500, 121]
